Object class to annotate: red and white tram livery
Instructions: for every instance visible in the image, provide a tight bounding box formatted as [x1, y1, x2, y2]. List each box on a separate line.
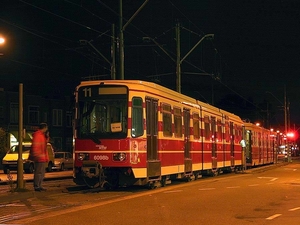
[73, 80, 275, 188]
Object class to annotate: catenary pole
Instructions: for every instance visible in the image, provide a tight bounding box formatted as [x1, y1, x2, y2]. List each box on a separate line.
[119, 0, 149, 80]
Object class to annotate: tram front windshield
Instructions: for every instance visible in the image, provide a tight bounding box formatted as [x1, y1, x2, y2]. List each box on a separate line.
[77, 86, 128, 139]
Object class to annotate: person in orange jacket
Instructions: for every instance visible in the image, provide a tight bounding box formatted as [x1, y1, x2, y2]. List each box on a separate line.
[31, 123, 49, 191]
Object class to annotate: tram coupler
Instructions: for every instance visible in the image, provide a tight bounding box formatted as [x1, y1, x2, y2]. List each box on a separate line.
[82, 160, 102, 178]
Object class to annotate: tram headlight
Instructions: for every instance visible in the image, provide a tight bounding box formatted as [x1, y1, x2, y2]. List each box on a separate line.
[78, 153, 89, 161]
[113, 152, 126, 161]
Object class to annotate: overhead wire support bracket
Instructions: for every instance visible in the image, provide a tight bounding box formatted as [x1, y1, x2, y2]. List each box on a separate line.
[180, 33, 214, 64]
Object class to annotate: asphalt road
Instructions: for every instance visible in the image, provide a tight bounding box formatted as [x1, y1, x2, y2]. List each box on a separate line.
[0, 161, 300, 225]
[0, 160, 300, 225]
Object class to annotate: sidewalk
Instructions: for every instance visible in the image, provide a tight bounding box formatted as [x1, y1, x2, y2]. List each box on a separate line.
[0, 170, 73, 185]
[0, 170, 73, 204]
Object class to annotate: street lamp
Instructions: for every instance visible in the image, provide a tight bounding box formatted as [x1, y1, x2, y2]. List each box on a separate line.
[0, 36, 5, 56]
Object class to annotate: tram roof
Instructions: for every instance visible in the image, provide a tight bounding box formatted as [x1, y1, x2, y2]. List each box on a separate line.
[78, 80, 242, 120]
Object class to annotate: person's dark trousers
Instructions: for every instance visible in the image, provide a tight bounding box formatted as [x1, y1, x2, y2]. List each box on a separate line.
[33, 162, 46, 190]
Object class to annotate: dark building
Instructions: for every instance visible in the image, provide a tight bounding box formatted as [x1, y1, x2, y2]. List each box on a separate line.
[0, 88, 73, 152]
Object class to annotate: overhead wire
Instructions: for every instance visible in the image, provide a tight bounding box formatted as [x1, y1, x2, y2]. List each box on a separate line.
[0, 18, 111, 75]
[3, 1, 265, 114]
[64, 0, 112, 25]
[19, 0, 112, 38]
[1, 0, 119, 74]
[168, 0, 265, 112]
[0, 18, 75, 47]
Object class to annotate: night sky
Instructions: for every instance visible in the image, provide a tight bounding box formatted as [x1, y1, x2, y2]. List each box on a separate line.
[1, 0, 300, 129]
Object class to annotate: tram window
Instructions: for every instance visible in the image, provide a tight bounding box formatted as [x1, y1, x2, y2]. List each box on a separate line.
[238, 127, 242, 141]
[234, 125, 240, 143]
[253, 132, 256, 146]
[131, 97, 143, 137]
[193, 113, 200, 139]
[204, 116, 210, 140]
[174, 107, 182, 138]
[225, 122, 230, 142]
[217, 120, 222, 141]
[162, 104, 172, 137]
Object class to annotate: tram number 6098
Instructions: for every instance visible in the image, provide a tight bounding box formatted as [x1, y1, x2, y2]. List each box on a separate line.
[94, 155, 109, 160]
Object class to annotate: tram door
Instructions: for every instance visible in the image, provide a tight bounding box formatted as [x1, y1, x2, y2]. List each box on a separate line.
[258, 132, 262, 163]
[246, 130, 252, 165]
[145, 97, 160, 180]
[211, 117, 217, 168]
[183, 108, 192, 174]
[230, 122, 235, 166]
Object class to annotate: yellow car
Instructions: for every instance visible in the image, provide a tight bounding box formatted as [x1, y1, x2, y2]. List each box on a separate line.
[2, 143, 55, 174]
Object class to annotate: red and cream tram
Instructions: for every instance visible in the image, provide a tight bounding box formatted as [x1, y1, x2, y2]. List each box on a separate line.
[244, 123, 276, 167]
[73, 80, 275, 188]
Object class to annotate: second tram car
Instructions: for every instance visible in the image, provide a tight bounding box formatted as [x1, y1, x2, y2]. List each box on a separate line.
[244, 123, 276, 167]
[73, 80, 276, 188]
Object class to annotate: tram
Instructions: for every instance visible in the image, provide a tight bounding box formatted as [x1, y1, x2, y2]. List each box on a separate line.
[72, 80, 275, 188]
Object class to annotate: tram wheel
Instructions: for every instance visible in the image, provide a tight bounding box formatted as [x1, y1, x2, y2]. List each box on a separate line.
[147, 182, 156, 190]
[83, 176, 101, 189]
[193, 171, 200, 180]
[160, 176, 167, 187]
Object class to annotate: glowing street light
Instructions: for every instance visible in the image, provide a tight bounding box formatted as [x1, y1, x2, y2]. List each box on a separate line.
[0, 36, 5, 56]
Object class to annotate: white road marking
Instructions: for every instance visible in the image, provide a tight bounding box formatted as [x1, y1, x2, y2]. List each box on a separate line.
[226, 186, 240, 189]
[284, 168, 297, 171]
[198, 188, 215, 191]
[258, 177, 278, 181]
[289, 207, 300, 211]
[164, 190, 183, 193]
[266, 214, 282, 220]
[248, 184, 259, 186]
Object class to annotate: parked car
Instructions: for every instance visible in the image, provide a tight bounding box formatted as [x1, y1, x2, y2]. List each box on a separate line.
[52, 152, 73, 171]
[2, 143, 55, 174]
